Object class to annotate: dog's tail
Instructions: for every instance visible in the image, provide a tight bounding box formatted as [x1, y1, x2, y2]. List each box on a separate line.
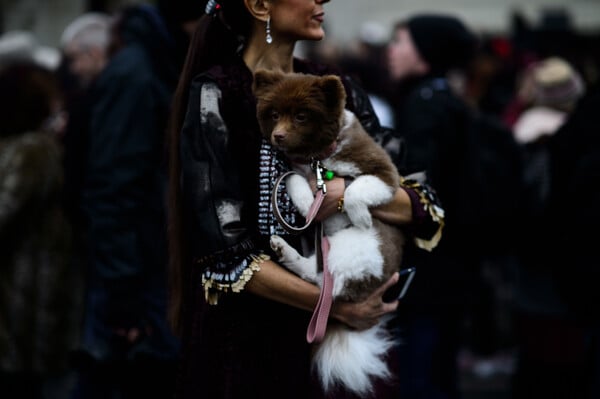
[312, 317, 397, 396]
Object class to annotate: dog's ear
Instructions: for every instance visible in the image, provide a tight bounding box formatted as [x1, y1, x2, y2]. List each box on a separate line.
[253, 69, 284, 98]
[319, 75, 346, 114]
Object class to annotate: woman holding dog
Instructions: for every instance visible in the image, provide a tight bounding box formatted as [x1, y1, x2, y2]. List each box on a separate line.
[166, 1, 443, 398]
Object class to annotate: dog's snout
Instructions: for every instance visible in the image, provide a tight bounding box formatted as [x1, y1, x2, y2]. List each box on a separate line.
[272, 130, 286, 143]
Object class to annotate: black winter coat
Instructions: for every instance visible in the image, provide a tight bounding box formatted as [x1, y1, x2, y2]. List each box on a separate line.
[392, 77, 482, 313]
[547, 85, 600, 325]
[78, 5, 180, 364]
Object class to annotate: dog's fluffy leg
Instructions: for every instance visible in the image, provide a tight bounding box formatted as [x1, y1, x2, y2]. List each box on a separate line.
[313, 316, 397, 396]
[270, 235, 320, 283]
[343, 176, 394, 229]
[285, 173, 314, 217]
[326, 226, 384, 297]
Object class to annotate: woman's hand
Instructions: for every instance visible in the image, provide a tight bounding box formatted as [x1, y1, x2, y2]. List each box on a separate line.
[331, 272, 400, 330]
[309, 174, 413, 225]
[307, 176, 346, 221]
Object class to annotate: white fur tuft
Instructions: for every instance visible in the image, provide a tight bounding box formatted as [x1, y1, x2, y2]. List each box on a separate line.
[340, 109, 357, 131]
[313, 318, 397, 396]
[326, 226, 383, 296]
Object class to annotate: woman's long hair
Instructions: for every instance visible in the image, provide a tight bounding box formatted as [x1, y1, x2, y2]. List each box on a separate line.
[166, 1, 253, 334]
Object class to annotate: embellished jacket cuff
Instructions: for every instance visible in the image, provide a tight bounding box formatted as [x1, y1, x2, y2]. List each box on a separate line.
[195, 239, 269, 305]
[401, 177, 445, 252]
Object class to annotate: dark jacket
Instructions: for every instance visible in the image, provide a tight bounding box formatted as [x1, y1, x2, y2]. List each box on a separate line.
[392, 76, 482, 313]
[78, 5, 179, 363]
[547, 85, 600, 325]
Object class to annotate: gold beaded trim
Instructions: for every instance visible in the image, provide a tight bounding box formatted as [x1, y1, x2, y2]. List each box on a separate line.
[400, 177, 445, 252]
[202, 253, 270, 305]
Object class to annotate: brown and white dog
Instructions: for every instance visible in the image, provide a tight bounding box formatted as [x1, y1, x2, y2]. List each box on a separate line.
[253, 70, 405, 396]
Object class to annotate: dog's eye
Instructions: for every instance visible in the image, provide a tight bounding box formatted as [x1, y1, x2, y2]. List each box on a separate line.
[271, 110, 280, 121]
[295, 113, 307, 123]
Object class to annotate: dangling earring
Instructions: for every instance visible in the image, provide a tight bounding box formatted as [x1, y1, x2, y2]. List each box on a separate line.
[205, 0, 220, 16]
[266, 16, 273, 44]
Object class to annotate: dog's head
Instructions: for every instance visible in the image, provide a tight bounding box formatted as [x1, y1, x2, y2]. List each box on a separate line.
[253, 69, 346, 159]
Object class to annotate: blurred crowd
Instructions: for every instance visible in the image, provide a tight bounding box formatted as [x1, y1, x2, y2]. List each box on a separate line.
[0, 2, 198, 398]
[0, 2, 599, 399]
[317, 8, 600, 399]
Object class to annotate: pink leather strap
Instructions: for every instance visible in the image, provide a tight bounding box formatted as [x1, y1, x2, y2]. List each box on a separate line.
[271, 170, 335, 343]
[306, 226, 333, 343]
[271, 171, 326, 234]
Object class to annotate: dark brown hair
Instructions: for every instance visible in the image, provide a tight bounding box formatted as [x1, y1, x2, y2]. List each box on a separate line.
[166, 0, 253, 334]
[0, 63, 62, 137]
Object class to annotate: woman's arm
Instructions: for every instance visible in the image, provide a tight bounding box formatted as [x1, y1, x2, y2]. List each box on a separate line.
[315, 176, 413, 225]
[246, 259, 399, 330]
[246, 259, 321, 312]
[315, 174, 442, 251]
[370, 186, 413, 225]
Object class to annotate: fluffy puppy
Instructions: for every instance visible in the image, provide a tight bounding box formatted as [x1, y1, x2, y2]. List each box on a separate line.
[253, 69, 405, 397]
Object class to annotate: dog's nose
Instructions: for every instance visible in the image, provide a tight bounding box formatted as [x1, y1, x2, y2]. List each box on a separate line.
[273, 130, 285, 143]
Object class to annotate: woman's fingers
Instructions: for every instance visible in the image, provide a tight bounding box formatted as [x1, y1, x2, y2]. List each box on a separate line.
[331, 273, 401, 330]
[315, 177, 345, 221]
[372, 273, 400, 313]
[374, 272, 399, 297]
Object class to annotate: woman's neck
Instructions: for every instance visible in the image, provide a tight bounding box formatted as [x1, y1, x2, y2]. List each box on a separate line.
[243, 33, 296, 74]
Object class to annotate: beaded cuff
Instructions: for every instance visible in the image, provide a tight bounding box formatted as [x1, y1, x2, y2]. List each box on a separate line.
[201, 252, 270, 305]
[400, 177, 445, 252]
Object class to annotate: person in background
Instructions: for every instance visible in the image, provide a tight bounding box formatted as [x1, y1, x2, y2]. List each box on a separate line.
[338, 21, 397, 128]
[69, 2, 202, 398]
[512, 57, 584, 145]
[511, 56, 593, 399]
[0, 61, 75, 399]
[60, 12, 112, 89]
[0, 30, 62, 72]
[59, 12, 112, 288]
[166, 0, 444, 398]
[546, 82, 600, 399]
[0, 31, 66, 141]
[386, 13, 487, 399]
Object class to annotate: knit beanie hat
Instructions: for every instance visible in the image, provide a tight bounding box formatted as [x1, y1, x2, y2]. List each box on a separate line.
[407, 14, 479, 74]
[532, 56, 585, 111]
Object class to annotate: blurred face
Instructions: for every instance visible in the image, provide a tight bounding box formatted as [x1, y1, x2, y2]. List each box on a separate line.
[387, 26, 429, 81]
[64, 43, 107, 87]
[269, 0, 331, 42]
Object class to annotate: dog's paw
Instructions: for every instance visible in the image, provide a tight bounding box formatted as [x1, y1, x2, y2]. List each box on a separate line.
[270, 235, 287, 258]
[343, 202, 373, 229]
[270, 235, 302, 265]
[286, 174, 314, 216]
[270, 235, 317, 280]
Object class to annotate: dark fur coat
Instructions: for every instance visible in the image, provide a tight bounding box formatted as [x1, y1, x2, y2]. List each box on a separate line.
[0, 131, 76, 374]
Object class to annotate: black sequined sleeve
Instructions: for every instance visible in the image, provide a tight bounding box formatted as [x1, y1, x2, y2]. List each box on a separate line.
[180, 77, 269, 304]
